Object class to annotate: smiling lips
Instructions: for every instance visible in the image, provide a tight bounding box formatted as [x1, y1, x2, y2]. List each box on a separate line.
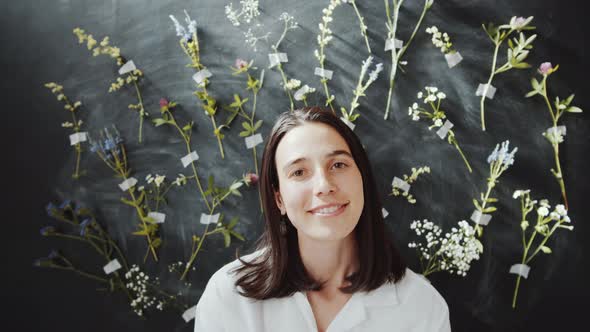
[309, 202, 349, 216]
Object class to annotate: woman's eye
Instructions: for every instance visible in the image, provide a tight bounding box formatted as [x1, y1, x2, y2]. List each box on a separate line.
[333, 162, 347, 169]
[292, 170, 304, 177]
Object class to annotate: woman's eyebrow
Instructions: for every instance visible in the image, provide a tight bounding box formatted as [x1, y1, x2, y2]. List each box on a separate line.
[282, 150, 352, 172]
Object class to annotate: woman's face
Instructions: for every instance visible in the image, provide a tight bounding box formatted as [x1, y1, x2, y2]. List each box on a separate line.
[274, 122, 364, 242]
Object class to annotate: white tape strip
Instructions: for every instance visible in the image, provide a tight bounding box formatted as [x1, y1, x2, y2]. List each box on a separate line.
[392, 177, 411, 193]
[69, 132, 88, 145]
[200, 213, 220, 225]
[182, 305, 198, 322]
[245, 133, 263, 149]
[470, 209, 492, 226]
[476, 83, 497, 99]
[118, 177, 138, 191]
[192, 69, 212, 85]
[509, 264, 531, 279]
[340, 117, 355, 131]
[268, 53, 288, 68]
[294, 85, 311, 101]
[546, 125, 567, 137]
[436, 120, 454, 139]
[103, 259, 122, 274]
[118, 60, 137, 75]
[384, 38, 403, 51]
[181, 151, 199, 168]
[147, 212, 166, 224]
[444, 52, 463, 68]
[314, 67, 333, 80]
[382, 208, 389, 219]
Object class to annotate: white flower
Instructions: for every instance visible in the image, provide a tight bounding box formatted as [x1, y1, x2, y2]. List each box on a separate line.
[434, 119, 443, 127]
[417, 92, 423, 99]
[487, 140, 518, 167]
[61, 122, 74, 128]
[436, 92, 446, 99]
[154, 175, 165, 188]
[537, 206, 549, 217]
[555, 204, 567, 216]
[284, 78, 301, 90]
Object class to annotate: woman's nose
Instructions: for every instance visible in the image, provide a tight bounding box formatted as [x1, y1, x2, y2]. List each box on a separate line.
[313, 170, 337, 196]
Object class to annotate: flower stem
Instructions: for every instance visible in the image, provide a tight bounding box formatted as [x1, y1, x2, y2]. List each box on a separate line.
[350, 1, 371, 53]
[480, 38, 500, 131]
[133, 81, 146, 143]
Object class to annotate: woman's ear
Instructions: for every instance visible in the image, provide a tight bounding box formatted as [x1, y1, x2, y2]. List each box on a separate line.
[274, 190, 286, 215]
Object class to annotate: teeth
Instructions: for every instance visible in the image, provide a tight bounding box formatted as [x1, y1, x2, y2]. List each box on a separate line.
[314, 205, 342, 215]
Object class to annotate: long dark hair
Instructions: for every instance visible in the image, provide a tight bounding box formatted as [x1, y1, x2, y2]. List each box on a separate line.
[233, 107, 406, 299]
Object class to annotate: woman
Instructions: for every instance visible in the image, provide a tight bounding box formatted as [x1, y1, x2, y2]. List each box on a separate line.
[194, 107, 451, 331]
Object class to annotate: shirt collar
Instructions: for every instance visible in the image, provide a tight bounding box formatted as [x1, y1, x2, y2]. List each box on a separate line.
[358, 280, 400, 307]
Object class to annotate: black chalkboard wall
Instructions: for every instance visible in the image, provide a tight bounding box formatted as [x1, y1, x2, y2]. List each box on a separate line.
[4, 0, 589, 331]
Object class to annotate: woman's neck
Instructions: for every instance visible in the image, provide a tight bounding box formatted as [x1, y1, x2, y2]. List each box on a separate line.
[298, 231, 359, 289]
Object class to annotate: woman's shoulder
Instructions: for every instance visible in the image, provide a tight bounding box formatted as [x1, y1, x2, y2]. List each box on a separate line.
[394, 268, 449, 312]
[204, 249, 265, 296]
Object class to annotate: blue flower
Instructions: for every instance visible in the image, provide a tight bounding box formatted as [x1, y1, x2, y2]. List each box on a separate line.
[79, 218, 91, 236]
[104, 139, 117, 151]
[48, 250, 59, 259]
[40, 226, 56, 236]
[58, 200, 72, 209]
[90, 142, 100, 153]
[45, 203, 57, 216]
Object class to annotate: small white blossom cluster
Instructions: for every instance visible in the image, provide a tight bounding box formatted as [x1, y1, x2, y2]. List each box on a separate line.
[542, 127, 565, 144]
[408, 86, 446, 125]
[409, 219, 483, 277]
[244, 28, 270, 52]
[278, 12, 298, 31]
[487, 140, 518, 167]
[124, 265, 164, 316]
[361, 56, 384, 86]
[425, 26, 453, 54]
[145, 174, 166, 188]
[284, 78, 301, 90]
[225, 0, 261, 26]
[314, 0, 342, 61]
[513, 190, 572, 233]
[172, 173, 187, 186]
[169, 10, 197, 42]
[62, 120, 83, 128]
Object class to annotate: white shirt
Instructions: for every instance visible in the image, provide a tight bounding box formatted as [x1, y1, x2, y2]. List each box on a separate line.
[193, 251, 451, 332]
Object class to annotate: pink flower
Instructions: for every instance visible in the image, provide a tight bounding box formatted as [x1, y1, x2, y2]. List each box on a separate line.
[243, 173, 259, 186]
[538, 62, 553, 75]
[235, 58, 248, 69]
[159, 98, 169, 108]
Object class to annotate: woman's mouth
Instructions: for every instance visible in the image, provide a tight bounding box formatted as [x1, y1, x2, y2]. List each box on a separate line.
[309, 203, 348, 217]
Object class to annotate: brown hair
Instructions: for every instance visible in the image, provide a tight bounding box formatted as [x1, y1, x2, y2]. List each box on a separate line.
[233, 107, 406, 299]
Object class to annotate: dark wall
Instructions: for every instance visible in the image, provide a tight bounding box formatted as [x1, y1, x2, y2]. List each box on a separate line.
[4, 0, 589, 331]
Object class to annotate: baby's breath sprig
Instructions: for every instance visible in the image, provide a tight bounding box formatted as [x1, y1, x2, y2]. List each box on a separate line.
[511, 190, 573, 308]
[72, 28, 149, 143]
[344, 0, 371, 53]
[409, 219, 483, 277]
[525, 63, 583, 210]
[383, 0, 434, 120]
[314, 0, 343, 113]
[425, 26, 454, 54]
[227, 59, 265, 212]
[125, 265, 187, 316]
[170, 11, 228, 160]
[479, 16, 536, 130]
[270, 12, 299, 111]
[389, 166, 430, 204]
[471, 140, 518, 237]
[225, 0, 261, 26]
[87, 127, 161, 262]
[409, 86, 472, 173]
[38, 201, 131, 299]
[340, 56, 383, 125]
[44, 82, 86, 179]
[151, 99, 246, 280]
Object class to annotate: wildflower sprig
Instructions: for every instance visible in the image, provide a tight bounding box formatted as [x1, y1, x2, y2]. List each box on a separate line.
[88, 127, 161, 262]
[383, 0, 434, 120]
[409, 86, 472, 173]
[511, 190, 573, 308]
[479, 16, 536, 130]
[388, 166, 431, 204]
[345, 0, 371, 53]
[170, 11, 228, 159]
[228, 59, 265, 211]
[408, 219, 483, 277]
[152, 98, 245, 279]
[39, 201, 131, 298]
[44, 82, 86, 179]
[425, 26, 454, 54]
[525, 63, 583, 209]
[314, 0, 343, 113]
[270, 12, 299, 111]
[340, 56, 383, 124]
[73, 27, 149, 143]
[225, 0, 261, 26]
[472, 141, 518, 237]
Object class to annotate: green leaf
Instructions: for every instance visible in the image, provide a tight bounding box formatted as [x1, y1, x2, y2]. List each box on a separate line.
[192, 235, 200, 242]
[228, 216, 239, 229]
[239, 130, 250, 137]
[229, 181, 243, 191]
[483, 206, 497, 213]
[153, 118, 169, 127]
[540, 245, 552, 254]
[486, 198, 498, 203]
[525, 90, 538, 98]
[223, 230, 231, 248]
[120, 197, 137, 207]
[253, 119, 263, 132]
[230, 230, 245, 241]
[473, 199, 481, 210]
[350, 113, 360, 121]
[132, 229, 148, 236]
[531, 77, 540, 90]
[242, 121, 252, 131]
[182, 122, 193, 131]
[208, 175, 214, 190]
[151, 238, 162, 249]
[340, 107, 348, 118]
[512, 62, 531, 69]
[566, 106, 583, 113]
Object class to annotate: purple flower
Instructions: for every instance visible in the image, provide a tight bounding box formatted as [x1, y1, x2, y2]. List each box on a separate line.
[48, 250, 60, 259]
[159, 98, 169, 108]
[538, 62, 553, 75]
[45, 202, 57, 216]
[40, 226, 56, 236]
[235, 58, 248, 70]
[79, 218, 91, 236]
[58, 200, 72, 209]
[243, 173, 259, 186]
